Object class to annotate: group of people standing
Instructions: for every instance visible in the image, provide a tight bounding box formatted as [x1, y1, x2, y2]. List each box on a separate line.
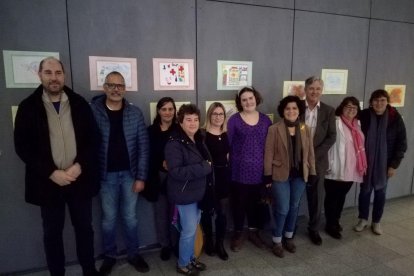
[14, 57, 407, 276]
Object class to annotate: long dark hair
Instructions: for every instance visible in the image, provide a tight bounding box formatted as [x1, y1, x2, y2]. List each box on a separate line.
[153, 97, 177, 125]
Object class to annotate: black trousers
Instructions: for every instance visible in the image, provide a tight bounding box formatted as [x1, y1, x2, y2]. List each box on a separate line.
[324, 179, 353, 228]
[231, 182, 265, 232]
[200, 198, 228, 241]
[306, 171, 325, 232]
[40, 196, 96, 276]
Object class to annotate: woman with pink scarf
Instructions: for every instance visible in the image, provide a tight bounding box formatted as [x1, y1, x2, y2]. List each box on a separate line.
[324, 97, 367, 239]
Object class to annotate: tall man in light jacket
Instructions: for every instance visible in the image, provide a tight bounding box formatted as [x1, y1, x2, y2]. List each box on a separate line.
[302, 76, 336, 245]
[14, 57, 101, 276]
[90, 71, 149, 274]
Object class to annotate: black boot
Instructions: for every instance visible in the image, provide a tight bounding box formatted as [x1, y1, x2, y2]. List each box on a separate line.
[204, 235, 215, 256]
[215, 240, 228, 260]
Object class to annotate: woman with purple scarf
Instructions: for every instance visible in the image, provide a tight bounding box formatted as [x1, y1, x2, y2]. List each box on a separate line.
[354, 90, 407, 235]
[325, 97, 367, 239]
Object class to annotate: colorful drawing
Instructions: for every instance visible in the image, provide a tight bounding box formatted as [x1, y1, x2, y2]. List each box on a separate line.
[149, 101, 191, 123]
[283, 81, 306, 99]
[384, 84, 406, 107]
[3, 50, 60, 88]
[89, 56, 138, 91]
[217, 60, 252, 90]
[321, 69, 348, 94]
[153, 58, 194, 90]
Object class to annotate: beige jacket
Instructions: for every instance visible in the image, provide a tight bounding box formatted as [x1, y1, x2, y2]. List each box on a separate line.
[264, 120, 316, 182]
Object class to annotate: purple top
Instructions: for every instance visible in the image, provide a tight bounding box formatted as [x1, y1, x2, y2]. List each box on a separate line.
[227, 112, 272, 185]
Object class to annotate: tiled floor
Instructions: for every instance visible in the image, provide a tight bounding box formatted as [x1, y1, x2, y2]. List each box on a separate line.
[25, 196, 414, 275]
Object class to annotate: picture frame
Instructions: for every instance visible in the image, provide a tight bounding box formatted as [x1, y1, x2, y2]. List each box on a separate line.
[3, 50, 60, 88]
[89, 56, 138, 91]
[153, 58, 194, 90]
[217, 60, 253, 90]
[321, 69, 348, 94]
[205, 100, 238, 119]
[282, 81, 306, 99]
[384, 84, 406, 107]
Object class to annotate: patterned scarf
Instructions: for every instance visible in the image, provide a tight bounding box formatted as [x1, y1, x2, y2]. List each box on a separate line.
[340, 115, 367, 176]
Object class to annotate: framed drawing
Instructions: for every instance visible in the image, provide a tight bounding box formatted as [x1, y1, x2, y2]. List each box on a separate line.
[3, 50, 59, 88]
[217, 60, 252, 90]
[283, 81, 305, 99]
[89, 56, 138, 91]
[384, 84, 406, 107]
[321, 69, 348, 94]
[205, 100, 238, 119]
[153, 58, 194, 90]
[149, 101, 191, 123]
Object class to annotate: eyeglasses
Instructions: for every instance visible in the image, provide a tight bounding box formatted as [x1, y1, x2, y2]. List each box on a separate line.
[212, 112, 225, 117]
[104, 83, 126, 90]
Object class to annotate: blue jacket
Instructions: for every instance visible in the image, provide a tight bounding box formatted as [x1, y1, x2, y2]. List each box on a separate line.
[90, 95, 149, 181]
[165, 129, 212, 205]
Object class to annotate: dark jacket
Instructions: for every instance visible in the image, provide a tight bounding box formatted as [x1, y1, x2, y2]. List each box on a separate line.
[142, 122, 178, 201]
[165, 128, 212, 205]
[14, 85, 99, 206]
[90, 95, 149, 182]
[360, 106, 407, 169]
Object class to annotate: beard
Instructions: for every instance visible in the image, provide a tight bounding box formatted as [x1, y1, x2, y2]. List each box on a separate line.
[45, 81, 64, 96]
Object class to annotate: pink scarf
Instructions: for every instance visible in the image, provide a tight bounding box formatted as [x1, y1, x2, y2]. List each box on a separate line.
[340, 116, 367, 176]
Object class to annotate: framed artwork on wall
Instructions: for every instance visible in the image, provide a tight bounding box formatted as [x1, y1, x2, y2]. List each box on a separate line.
[3, 50, 60, 88]
[89, 56, 138, 91]
[384, 84, 406, 107]
[282, 81, 305, 99]
[321, 69, 348, 94]
[153, 58, 194, 90]
[205, 100, 238, 119]
[217, 60, 252, 90]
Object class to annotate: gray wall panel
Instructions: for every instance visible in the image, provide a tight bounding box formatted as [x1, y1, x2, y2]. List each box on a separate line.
[197, 0, 294, 118]
[292, 11, 369, 107]
[0, 0, 71, 273]
[206, 0, 293, 9]
[365, 20, 414, 198]
[372, 0, 414, 23]
[296, 0, 370, 17]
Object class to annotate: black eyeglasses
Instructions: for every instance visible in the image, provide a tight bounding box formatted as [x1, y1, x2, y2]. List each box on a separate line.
[212, 112, 225, 117]
[104, 83, 126, 90]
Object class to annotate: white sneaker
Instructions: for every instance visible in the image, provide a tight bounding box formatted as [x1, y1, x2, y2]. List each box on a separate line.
[353, 219, 368, 232]
[371, 223, 383, 235]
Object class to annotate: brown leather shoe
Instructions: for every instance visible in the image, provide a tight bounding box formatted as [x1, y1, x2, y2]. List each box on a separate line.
[230, 231, 243, 252]
[282, 238, 296, 253]
[248, 230, 264, 249]
[272, 243, 284, 258]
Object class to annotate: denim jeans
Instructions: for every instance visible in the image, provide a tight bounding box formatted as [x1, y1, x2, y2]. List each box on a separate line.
[100, 170, 139, 259]
[358, 183, 387, 223]
[176, 203, 200, 267]
[271, 177, 306, 238]
[40, 196, 95, 276]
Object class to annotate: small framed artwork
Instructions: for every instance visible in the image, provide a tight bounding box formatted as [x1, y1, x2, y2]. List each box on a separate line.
[217, 60, 253, 90]
[321, 69, 348, 94]
[283, 81, 306, 99]
[153, 58, 194, 90]
[149, 101, 191, 123]
[89, 56, 138, 91]
[205, 100, 238, 119]
[384, 84, 406, 107]
[3, 50, 60, 88]
[266, 113, 274, 123]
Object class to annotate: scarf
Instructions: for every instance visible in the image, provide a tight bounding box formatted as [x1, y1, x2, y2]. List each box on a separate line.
[340, 115, 367, 176]
[365, 109, 388, 191]
[284, 119, 302, 172]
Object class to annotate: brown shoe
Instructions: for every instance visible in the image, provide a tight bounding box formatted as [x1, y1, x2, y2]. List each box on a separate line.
[230, 231, 243, 252]
[282, 238, 296, 253]
[248, 230, 264, 249]
[272, 243, 284, 258]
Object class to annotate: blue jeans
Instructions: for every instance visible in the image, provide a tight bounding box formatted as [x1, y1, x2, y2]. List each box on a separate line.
[176, 203, 200, 267]
[271, 177, 306, 238]
[358, 183, 387, 223]
[100, 170, 139, 259]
